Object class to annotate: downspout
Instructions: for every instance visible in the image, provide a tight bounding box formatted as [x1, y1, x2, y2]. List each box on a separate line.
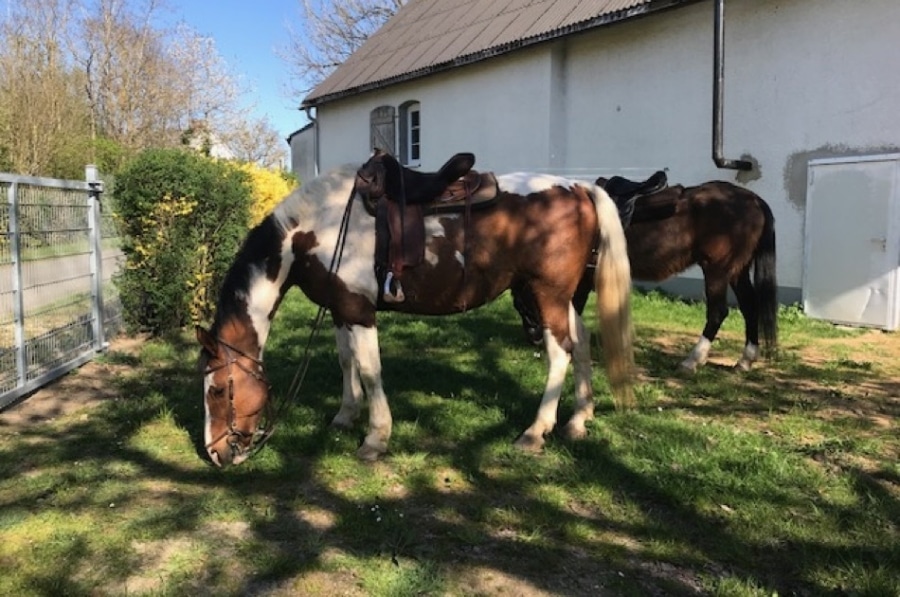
[713, 0, 752, 171]
[304, 106, 320, 177]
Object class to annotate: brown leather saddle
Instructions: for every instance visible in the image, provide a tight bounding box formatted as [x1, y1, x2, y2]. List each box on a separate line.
[596, 170, 668, 227]
[355, 150, 499, 303]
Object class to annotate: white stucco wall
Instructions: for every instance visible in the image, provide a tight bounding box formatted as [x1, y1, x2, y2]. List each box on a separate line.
[312, 0, 900, 299]
[316, 46, 556, 173]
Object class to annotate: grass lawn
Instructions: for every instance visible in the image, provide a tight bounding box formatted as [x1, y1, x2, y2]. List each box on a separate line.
[0, 290, 898, 596]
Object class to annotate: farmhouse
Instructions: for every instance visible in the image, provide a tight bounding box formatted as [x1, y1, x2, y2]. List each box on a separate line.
[295, 0, 900, 328]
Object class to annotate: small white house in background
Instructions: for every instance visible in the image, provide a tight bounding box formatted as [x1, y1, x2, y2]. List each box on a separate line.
[298, 0, 900, 328]
[286, 123, 316, 185]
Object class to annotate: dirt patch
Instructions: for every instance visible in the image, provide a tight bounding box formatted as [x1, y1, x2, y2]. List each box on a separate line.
[0, 335, 145, 429]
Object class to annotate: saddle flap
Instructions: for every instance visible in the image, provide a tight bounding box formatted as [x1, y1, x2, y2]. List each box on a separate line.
[376, 197, 425, 274]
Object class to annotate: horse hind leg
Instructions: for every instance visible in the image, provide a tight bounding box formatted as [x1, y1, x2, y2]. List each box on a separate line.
[515, 303, 587, 451]
[730, 268, 760, 371]
[562, 308, 594, 441]
[680, 272, 729, 373]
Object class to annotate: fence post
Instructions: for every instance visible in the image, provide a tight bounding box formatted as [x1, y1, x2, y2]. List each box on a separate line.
[6, 180, 25, 389]
[86, 165, 106, 352]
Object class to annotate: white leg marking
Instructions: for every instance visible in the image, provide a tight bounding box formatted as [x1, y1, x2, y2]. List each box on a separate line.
[735, 342, 759, 371]
[347, 324, 392, 461]
[563, 309, 593, 440]
[332, 327, 363, 429]
[516, 327, 571, 451]
[680, 335, 712, 373]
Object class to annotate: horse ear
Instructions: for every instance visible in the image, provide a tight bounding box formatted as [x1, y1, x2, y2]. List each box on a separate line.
[595, 176, 609, 187]
[196, 325, 218, 354]
[438, 152, 476, 184]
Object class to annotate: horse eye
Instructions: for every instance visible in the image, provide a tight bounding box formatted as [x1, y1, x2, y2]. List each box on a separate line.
[209, 385, 226, 399]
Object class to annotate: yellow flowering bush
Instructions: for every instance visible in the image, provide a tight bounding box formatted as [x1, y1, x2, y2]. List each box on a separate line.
[235, 163, 298, 226]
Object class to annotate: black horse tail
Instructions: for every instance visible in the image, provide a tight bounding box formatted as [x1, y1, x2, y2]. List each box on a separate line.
[754, 197, 778, 357]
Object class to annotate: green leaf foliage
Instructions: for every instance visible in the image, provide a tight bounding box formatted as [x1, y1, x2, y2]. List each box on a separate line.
[113, 148, 251, 335]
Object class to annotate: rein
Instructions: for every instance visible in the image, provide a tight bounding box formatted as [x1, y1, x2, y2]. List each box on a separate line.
[205, 182, 358, 461]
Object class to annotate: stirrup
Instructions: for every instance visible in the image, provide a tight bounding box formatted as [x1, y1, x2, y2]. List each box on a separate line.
[382, 272, 405, 303]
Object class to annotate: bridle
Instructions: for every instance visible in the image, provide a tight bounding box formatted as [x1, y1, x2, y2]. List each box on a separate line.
[203, 337, 274, 461]
[201, 169, 359, 464]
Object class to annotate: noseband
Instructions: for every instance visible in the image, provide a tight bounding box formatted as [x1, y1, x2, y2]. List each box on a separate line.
[203, 338, 274, 460]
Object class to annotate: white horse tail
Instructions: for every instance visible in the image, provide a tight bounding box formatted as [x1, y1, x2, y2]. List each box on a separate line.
[591, 185, 636, 409]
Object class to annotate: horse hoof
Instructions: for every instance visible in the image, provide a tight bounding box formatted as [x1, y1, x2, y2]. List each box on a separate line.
[356, 445, 383, 461]
[678, 360, 698, 374]
[562, 421, 587, 441]
[514, 433, 545, 452]
[330, 417, 355, 431]
[733, 360, 753, 372]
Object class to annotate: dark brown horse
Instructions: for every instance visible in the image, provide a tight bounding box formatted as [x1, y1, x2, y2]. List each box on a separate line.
[514, 174, 777, 372]
[197, 151, 634, 466]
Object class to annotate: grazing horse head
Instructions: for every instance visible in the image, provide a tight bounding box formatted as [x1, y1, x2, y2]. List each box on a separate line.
[196, 324, 271, 466]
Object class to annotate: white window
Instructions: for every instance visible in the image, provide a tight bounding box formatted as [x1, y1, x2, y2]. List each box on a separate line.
[400, 101, 420, 167]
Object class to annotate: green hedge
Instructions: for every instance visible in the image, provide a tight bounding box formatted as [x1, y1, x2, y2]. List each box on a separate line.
[113, 148, 251, 335]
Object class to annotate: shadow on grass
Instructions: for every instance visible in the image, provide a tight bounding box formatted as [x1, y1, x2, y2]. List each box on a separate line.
[1, 295, 898, 596]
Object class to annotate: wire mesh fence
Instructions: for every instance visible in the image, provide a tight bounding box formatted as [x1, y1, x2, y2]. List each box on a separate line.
[0, 169, 122, 410]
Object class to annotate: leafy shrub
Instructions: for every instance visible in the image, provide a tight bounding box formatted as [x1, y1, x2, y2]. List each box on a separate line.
[113, 148, 251, 335]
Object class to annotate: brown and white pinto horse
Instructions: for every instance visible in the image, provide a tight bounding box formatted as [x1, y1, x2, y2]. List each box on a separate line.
[515, 174, 777, 372]
[196, 152, 635, 466]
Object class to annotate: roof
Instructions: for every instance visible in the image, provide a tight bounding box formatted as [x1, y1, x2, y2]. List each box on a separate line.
[302, 0, 689, 108]
[286, 122, 314, 144]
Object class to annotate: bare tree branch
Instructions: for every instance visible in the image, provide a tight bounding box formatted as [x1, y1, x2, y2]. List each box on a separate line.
[281, 0, 405, 97]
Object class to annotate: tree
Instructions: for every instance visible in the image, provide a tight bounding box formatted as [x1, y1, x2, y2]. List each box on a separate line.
[75, 1, 245, 154]
[0, 0, 91, 176]
[0, 0, 285, 177]
[283, 0, 406, 96]
[220, 116, 288, 169]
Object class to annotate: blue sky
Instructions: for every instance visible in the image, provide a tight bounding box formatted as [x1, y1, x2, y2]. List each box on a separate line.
[167, 0, 310, 140]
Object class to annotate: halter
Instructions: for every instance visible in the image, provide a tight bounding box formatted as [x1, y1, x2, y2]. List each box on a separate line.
[203, 337, 274, 461]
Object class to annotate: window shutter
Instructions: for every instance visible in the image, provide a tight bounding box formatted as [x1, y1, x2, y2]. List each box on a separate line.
[370, 106, 396, 155]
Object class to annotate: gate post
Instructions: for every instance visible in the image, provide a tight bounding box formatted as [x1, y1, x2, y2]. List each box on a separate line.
[86, 165, 106, 352]
[6, 180, 25, 389]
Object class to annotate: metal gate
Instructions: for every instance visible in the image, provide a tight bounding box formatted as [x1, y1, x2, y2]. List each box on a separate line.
[0, 167, 122, 410]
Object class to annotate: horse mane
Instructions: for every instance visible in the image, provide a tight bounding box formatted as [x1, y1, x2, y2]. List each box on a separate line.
[271, 163, 359, 232]
[210, 164, 359, 335]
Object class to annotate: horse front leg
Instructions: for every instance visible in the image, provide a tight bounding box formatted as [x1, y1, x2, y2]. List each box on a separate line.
[347, 323, 392, 461]
[331, 326, 363, 430]
[681, 272, 729, 373]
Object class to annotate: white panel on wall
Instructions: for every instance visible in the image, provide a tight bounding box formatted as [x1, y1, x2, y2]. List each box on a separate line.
[804, 155, 900, 329]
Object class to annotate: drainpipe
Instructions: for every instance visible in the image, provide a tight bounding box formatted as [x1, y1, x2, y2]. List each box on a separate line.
[713, 0, 752, 171]
[304, 106, 320, 177]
